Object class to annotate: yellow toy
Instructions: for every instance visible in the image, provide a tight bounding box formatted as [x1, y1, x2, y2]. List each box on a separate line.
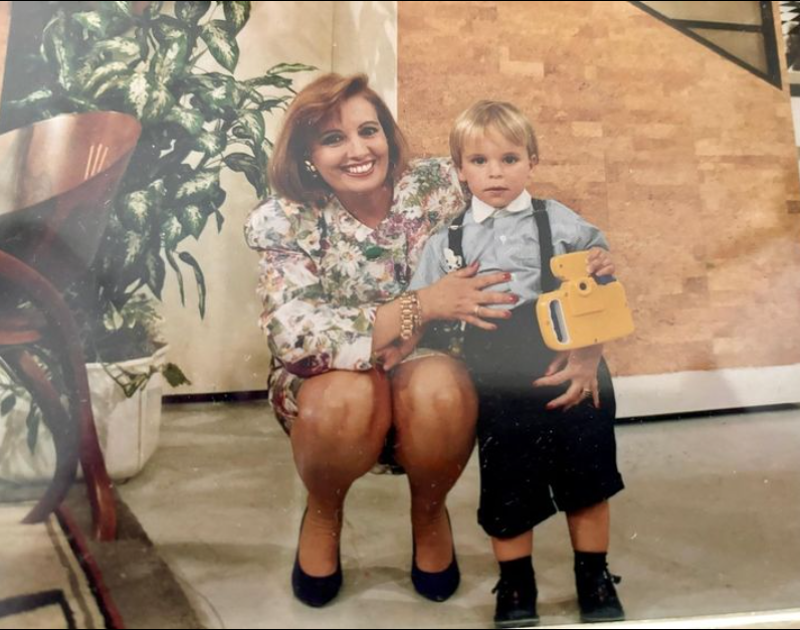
[536, 251, 634, 351]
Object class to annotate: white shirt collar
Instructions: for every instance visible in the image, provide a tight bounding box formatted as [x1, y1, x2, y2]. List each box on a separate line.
[472, 190, 532, 223]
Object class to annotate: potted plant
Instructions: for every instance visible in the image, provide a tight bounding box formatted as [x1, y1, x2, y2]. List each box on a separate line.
[0, 0, 313, 478]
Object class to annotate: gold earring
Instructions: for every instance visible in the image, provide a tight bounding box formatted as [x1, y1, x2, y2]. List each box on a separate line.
[303, 159, 318, 176]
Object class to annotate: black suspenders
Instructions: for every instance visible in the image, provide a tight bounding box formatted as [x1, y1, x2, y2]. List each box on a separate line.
[447, 198, 557, 292]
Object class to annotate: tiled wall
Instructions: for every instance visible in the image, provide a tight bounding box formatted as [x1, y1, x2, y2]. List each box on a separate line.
[398, 0, 800, 376]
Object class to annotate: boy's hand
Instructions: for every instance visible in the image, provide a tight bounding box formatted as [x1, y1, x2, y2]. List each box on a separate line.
[533, 345, 603, 411]
[587, 248, 615, 278]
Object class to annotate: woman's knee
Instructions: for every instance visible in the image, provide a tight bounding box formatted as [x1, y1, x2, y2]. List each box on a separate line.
[394, 356, 478, 422]
[295, 370, 392, 445]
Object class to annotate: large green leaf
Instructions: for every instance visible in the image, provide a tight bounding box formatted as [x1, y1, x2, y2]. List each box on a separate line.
[246, 64, 316, 91]
[144, 251, 166, 299]
[232, 110, 265, 145]
[165, 106, 205, 135]
[176, 1, 211, 24]
[186, 73, 236, 117]
[42, 15, 77, 93]
[100, 1, 133, 19]
[224, 152, 265, 197]
[244, 73, 292, 90]
[123, 72, 153, 118]
[95, 71, 153, 118]
[224, 152, 257, 173]
[213, 208, 225, 232]
[153, 16, 190, 44]
[118, 189, 154, 231]
[162, 363, 191, 387]
[175, 169, 220, 203]
[266, 62, 317, 75]
[233, 83, 262, 108]
[165, 250, 186, 306]
[179, 204, 209, 240]
[161, 216, 184, 248]
[178, 251, 207, 318]
[151, 32, 189, 85]
[223, 1, 251, 33]
[200, 21, 239, 72]
[72, 11, 111, 36]
[26, 403, 40, 454]
[0, 394, 16, 417]
[95, 36, 141, 57]
[144, 86, 175, 123]
[147, 178, 168, 200]
[120, 231, 145, 269]
[258, 95, 291, 112]
[82, 62, 131, 95]
[6, 89, 54, 112]
[63, 95, 98, 112]
[194, 130, 225, 157]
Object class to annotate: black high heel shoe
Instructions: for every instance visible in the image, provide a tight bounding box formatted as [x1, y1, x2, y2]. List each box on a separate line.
[291, 509, 343, 607]
[411, 510, 460, 602]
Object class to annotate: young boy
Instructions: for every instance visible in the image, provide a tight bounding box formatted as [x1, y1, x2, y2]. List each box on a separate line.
[408, 101, 626, 628]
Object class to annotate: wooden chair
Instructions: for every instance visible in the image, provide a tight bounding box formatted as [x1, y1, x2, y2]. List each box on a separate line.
[0, 111, 141, 540]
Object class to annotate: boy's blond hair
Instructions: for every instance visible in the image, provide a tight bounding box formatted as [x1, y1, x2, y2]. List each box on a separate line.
[449, 100, 539, 168]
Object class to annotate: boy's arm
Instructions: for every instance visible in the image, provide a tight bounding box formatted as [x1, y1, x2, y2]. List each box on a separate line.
[551, 201, 616, 278]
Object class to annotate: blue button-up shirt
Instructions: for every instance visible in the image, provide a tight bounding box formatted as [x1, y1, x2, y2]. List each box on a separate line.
[408, 191, 608, 310]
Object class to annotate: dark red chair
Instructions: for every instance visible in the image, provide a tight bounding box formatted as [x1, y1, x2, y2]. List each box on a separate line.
[0, 111, 141, 540]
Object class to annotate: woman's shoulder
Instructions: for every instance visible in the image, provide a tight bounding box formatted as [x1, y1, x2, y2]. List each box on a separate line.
[244, 195, 318, 250]
[400, 157, 459, 188]
[394, 157, 466, 223]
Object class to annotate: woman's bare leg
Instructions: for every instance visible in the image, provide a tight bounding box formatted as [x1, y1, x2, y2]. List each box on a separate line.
[292, 369, 392, 576]
[392, 356, 478, 571]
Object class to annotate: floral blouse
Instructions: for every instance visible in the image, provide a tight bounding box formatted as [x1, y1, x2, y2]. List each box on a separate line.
[244, 158, 466, 430]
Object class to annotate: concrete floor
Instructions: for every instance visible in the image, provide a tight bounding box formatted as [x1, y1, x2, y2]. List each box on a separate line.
[117, 403, 800, 629]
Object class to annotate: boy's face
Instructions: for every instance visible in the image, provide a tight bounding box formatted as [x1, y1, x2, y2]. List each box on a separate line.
[457, 129, 535, 209]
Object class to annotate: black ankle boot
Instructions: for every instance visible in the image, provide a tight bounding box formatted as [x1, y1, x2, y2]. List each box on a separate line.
[492, 561, 539, 629]
[574, 563, 624, 623]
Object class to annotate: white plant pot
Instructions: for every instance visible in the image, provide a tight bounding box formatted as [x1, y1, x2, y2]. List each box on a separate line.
[0, 346, 167, 483]
[85, 345, 168, 480]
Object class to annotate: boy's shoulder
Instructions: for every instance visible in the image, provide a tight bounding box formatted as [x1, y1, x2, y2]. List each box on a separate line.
[536, 197, 578, 216]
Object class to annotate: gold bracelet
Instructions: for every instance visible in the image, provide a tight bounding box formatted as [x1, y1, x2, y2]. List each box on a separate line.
[399, 291, 421, 341]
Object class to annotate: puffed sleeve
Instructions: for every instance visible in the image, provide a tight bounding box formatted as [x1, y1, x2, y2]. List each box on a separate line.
[245, 197, 377, 378]
[407, 227, 449, 291]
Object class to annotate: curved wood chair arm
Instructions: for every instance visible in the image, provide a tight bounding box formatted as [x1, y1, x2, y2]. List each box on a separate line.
[0, 249, 116, 540]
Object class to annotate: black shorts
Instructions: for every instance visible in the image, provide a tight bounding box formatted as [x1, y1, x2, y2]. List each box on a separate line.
[463, 304, 624, 539]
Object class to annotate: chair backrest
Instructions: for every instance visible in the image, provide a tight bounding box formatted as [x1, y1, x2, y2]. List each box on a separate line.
[0, 111, 141, 289]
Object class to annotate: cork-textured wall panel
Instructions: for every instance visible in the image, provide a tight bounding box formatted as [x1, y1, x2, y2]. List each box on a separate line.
[398, 1, 800, 376]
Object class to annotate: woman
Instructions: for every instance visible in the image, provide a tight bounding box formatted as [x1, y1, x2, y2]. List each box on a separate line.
[245, 73, 514, 607]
